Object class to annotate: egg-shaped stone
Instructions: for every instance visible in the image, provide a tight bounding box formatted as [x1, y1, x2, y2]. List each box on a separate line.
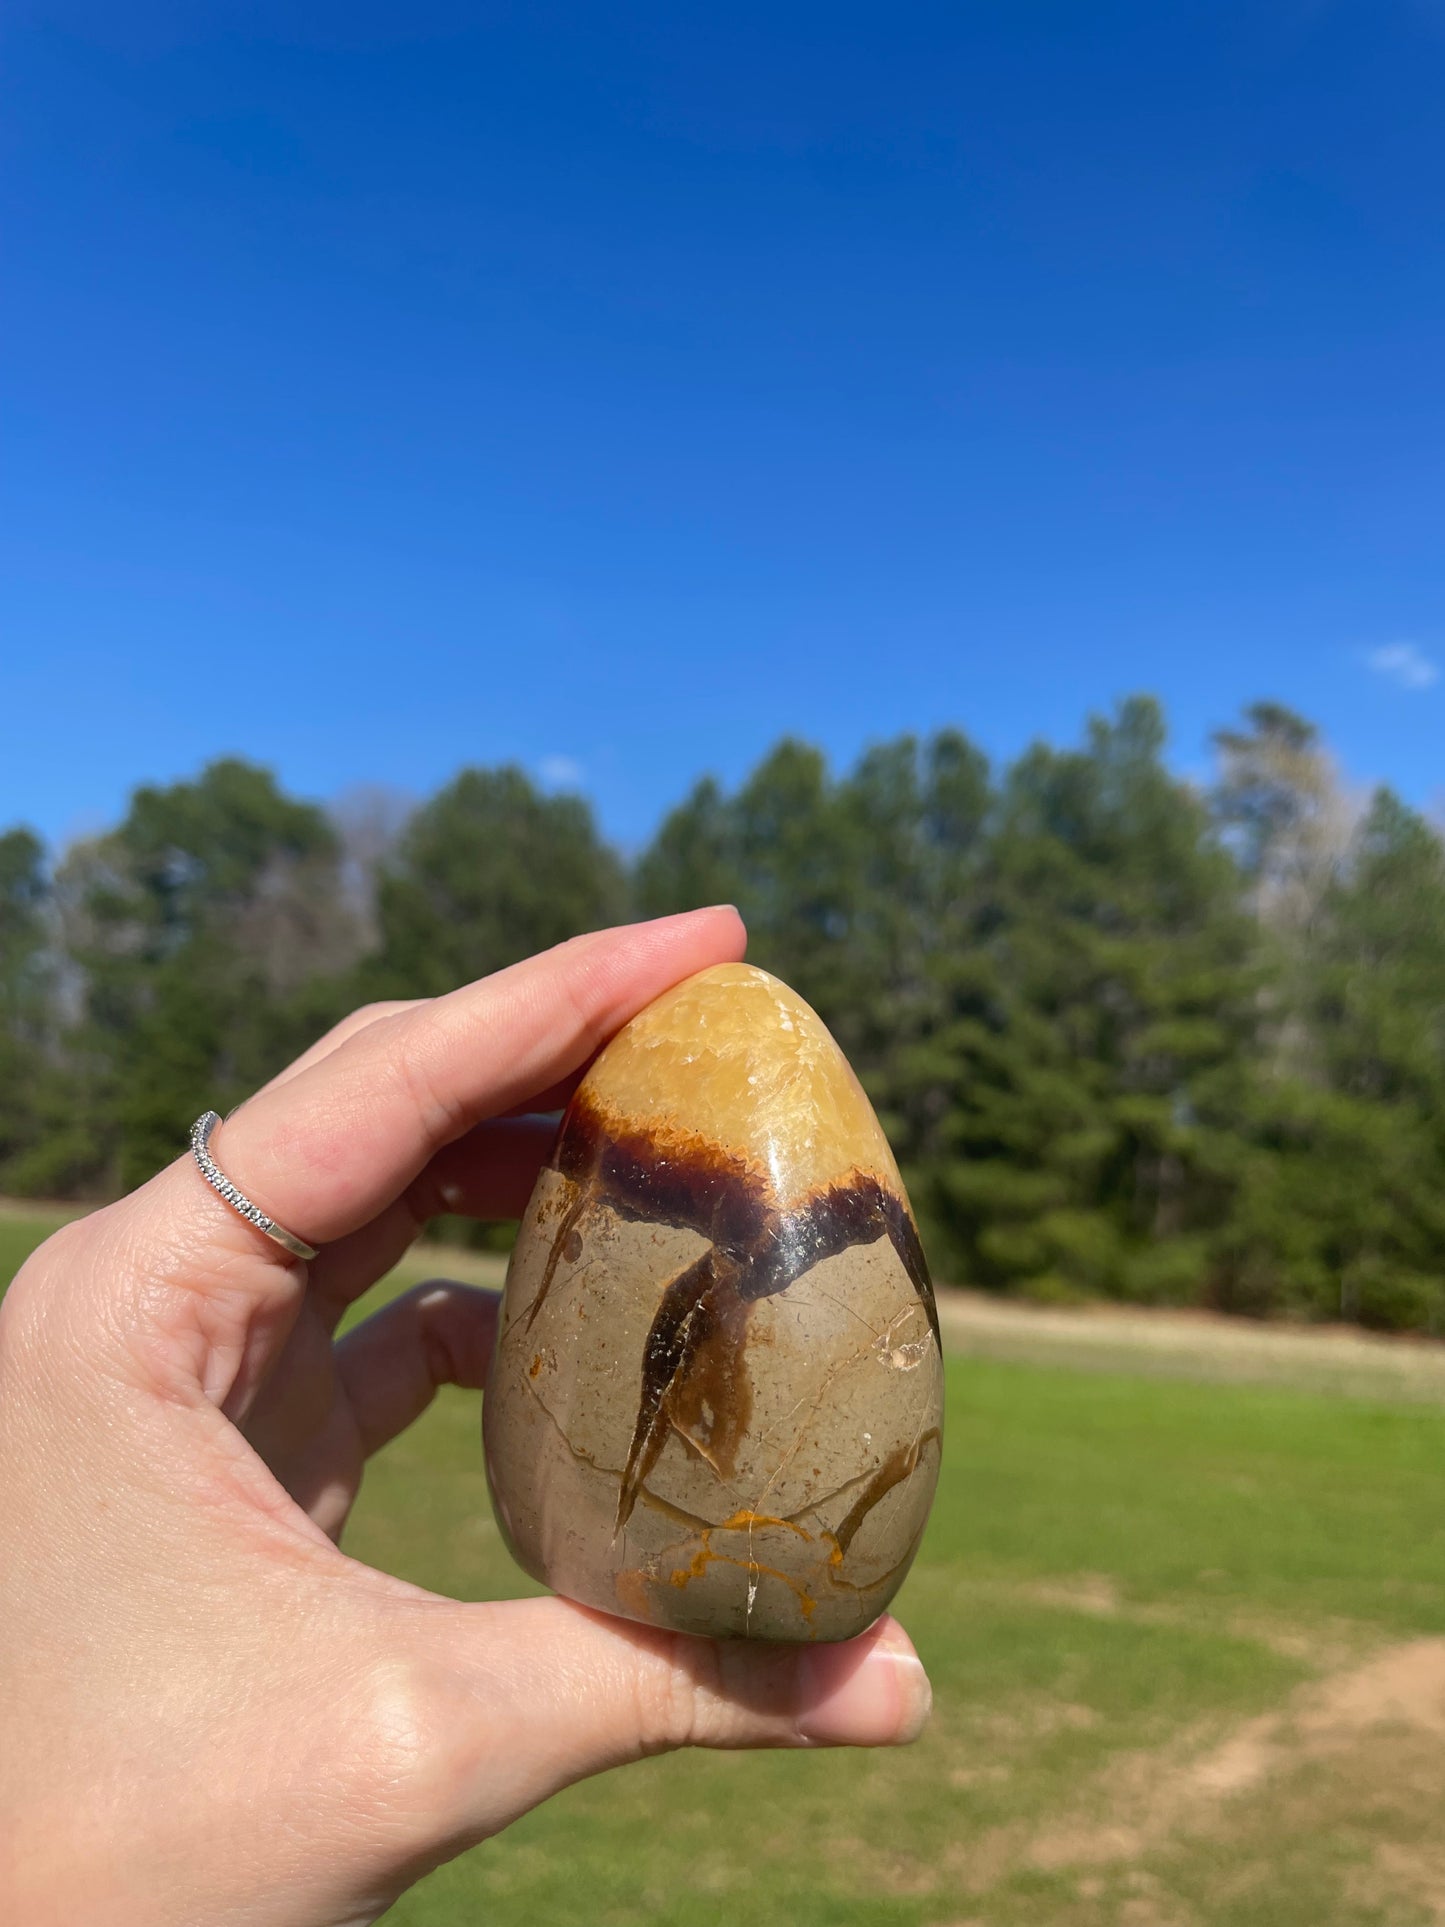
[483, 961, 944, 1642]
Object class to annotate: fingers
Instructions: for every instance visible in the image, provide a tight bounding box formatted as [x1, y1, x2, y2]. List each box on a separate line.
[82, 910, 740, 1412]
[308, 1116, 557, 1326]
[198, 906, 746, 1250]
[399, 1601, 932, 1848]
[412, 1115, 558, 1218]
[511, 1601, 932, 1752]
[96, 909, 741, 1388]
[334, 1280, 500, 1457]
[252, 1000, 423, 1098]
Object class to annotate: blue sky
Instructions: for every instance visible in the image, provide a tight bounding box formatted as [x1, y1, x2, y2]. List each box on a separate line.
[2, 1, 1442, 854]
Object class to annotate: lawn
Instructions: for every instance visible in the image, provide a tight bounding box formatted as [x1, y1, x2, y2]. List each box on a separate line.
[0, 1204, 86, 1288]
[7, 1203, 1445, 1924]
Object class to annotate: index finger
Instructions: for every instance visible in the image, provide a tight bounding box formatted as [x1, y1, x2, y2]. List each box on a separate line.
[214, 906, 746, 1249]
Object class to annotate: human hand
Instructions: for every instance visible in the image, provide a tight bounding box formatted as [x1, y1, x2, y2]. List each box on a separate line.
[0, 910, 932, 1927]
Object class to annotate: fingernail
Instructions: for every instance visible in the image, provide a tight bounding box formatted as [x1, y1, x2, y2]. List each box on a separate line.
[796, 1621, 933, 1747]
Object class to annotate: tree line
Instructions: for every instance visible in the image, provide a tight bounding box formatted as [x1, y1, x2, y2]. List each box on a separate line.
[3, 697, 1443, 1329]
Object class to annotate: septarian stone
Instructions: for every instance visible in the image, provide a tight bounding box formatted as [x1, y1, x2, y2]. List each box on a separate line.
[483, 962, 944, 1642]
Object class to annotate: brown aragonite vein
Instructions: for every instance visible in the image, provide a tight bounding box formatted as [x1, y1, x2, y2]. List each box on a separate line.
[828, 1426, 942, 1560]
[487, 963, 943, 1644]
[532, 1092, 940, 1534]
[816, 1535, 929, 1599]
[521, 1376, 745, 1536]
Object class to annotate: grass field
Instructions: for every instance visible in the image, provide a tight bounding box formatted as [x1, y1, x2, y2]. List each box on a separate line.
[7, 1203, 1445, 1925]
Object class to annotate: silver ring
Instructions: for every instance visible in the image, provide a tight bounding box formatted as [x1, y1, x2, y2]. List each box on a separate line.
[189, 1111, 319, 1262]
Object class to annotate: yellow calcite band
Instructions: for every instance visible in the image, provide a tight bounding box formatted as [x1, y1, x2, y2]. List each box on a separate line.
[579, 962, 905, 1207]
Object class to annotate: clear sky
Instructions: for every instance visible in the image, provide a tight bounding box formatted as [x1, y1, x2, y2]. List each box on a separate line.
[2, 1, 1442, 854]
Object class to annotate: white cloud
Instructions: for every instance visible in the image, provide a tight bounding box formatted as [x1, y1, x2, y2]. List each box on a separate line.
[1365, 642, 1439, 691]
[538, 754, 585, 789]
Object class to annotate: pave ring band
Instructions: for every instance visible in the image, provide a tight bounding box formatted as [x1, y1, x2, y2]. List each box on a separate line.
[189, 1111, 319, 1261]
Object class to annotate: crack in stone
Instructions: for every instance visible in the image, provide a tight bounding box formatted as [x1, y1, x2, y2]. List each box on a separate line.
[520, 1371, 614, 1477]
[750, 1325, 899, 1516]
[813, 1283, 889, 1343]
[541, 1098, 939, 1540]
[521, 1375, 752, 1549]
[501, 1067, 942, 1638]
[522, 1177, 588, 1333]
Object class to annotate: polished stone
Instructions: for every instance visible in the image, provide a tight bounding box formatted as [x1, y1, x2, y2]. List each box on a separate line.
[483, 962, 944, 1642]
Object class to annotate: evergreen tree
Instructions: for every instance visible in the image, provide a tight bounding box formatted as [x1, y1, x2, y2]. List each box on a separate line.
[369, 766, 626, 998]
[0, 828, 51, 1188]
[58, 760, 362, 1191]
[636, 731, 993, 1080]
[1223, 789, 1445, 1327]
[6, 704, 1442, 1336]
[835, 731, 992, 1186]
[637, 740, 847, 1007]
[634, 776, 741, 928]
[915, 698, 1261, 1300]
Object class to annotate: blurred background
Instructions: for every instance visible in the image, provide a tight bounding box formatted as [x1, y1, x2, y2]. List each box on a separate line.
[3, 5, 1445, 1923]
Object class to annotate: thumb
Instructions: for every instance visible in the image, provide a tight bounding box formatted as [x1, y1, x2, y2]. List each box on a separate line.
[392, 1596, 932, 1853]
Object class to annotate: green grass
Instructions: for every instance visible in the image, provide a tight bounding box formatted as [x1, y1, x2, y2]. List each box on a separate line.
[8, 1205, 1445, 1924]
[355, 1358, 1445, 1927]
[0, 1204, 82, 1286]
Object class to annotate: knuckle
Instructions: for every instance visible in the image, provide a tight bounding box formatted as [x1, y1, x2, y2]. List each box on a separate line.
[633, 1632, 725, 1755]
[348, 999, 412, 1031]
[386, 1020, 470, 1141]
[334, 1651, 454, 1823]
[556, 940, 608, 1039]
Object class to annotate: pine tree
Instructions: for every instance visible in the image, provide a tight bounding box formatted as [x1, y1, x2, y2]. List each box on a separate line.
[0, 828, 51, 1188]
[1223, 789, 1445, 1327]
[368, 766, 626, 998]
[57, 760, 362, 1191]
[916, 698, 1261, 1300]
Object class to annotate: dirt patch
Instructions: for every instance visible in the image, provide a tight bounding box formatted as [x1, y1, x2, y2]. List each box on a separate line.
[954, 1573, 1376, 1676]
[1354, 1840, 1445, 1925]
[1027, 1636, 1445, 1875]
[977, 1698, 1102, 1747]
[1030, 1822, 1146, 1871]
[1018, 1572, 1123, 1618]
[1116, 1896, 1192, 1927]
[1185, 1714, 1275, 1796]
[936, 1285, 1445, 1404]
[1212, 1608, 1375, 1672]
[1178, 1635, 1445, 1807]
[1305, 1638, 1445, 1738]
